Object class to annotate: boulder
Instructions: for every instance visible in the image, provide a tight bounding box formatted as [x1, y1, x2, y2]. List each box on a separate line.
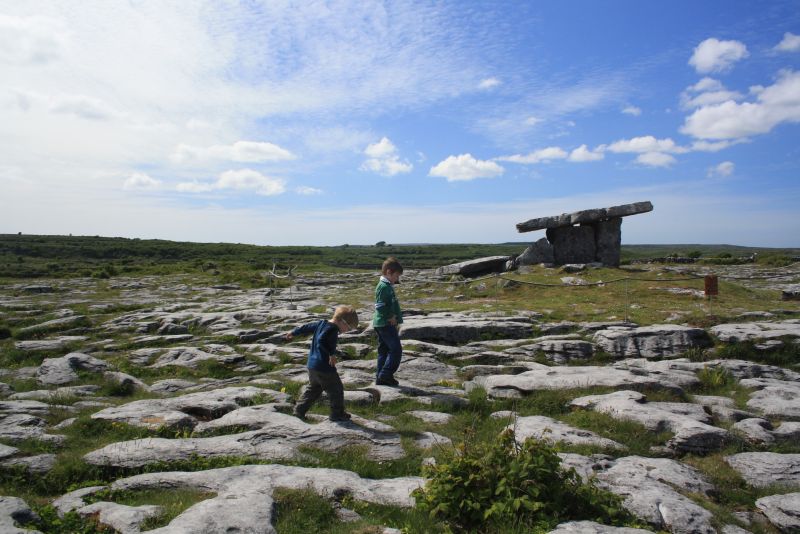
[399, 314, 532, 344]
[755, 492, 800, 532]
[517, 238, 555, 266]
[507, 414, 625, 450]
[435, 256, 511, 277]
[36, 352, 110, 386]
[0, 496, 41, 534]
[593, 325, 712, 359]
[548, 521, 655, 533]
[724, 453, 800, 488]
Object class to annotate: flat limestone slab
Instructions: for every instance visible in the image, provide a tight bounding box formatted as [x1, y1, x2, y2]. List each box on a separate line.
[516, 201, 653, 232]
[724, 452, 800, 488]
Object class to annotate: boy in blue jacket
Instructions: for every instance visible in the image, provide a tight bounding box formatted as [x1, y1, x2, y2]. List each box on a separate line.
[284, 305, 358, 422]
[373, 257, 403, 386]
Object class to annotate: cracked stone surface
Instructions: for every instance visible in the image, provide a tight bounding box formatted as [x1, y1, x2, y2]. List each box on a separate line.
[724, 453, 800, 488]
[755, 492, 800, 532]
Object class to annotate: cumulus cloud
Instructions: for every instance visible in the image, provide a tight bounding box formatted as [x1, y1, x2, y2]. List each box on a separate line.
[176, 169, 286, 196]
[296, 186, 323, 195]
[0, 14, 67, 64]
[568, 144, 605, 162]
[637, 152, 676, 167]
[478, 77, 501, 90]
[429, 154, 504, 181]
[775, 32, 800, 52]
[622, 106, 641, 116]
[690, 139, 740, 152]
[123, 172, 161, 191]
[689, 38, 748, 73]
[360, 137, 413, 176]
[681, 77, 742, 109]
[172, 141, 296, 164]
[681, 69, 800, 139]
[707, 161, 734, 177]
[606, 136, 687, 154]
[497, 146, 568, 164]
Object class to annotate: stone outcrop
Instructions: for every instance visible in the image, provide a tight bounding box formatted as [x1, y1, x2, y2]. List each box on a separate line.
[435, 256, 512, 277]
[593, 325, 713, 359]
[516, 201, 653, 266]
[755, 492, 800, 532]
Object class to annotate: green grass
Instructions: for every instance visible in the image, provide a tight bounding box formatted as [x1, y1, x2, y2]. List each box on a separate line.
[86, 487, 216, 530]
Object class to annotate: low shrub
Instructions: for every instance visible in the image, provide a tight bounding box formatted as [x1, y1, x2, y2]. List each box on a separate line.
[413, 429, 635, 532]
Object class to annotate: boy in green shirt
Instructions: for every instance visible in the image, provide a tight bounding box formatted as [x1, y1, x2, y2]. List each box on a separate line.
[372, 257, 403, 386]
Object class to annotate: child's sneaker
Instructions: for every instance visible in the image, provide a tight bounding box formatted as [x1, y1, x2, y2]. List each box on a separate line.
[293, 409, 307, 420]
[329, 412, 351, 422]
[376, 376, 399, 386]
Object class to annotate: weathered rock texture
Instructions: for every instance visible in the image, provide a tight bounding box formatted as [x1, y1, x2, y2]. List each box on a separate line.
[516, 201, 653, 266]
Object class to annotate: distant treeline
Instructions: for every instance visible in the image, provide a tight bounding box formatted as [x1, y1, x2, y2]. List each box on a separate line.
[1, 234, 797, 281]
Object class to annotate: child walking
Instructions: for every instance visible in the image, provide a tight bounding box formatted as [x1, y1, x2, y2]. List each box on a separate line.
[373, 257, 403, 386]
[284, 305, 358, 422]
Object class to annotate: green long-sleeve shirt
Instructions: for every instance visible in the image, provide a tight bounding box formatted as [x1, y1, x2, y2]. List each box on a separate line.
[372, 277, 403, 327]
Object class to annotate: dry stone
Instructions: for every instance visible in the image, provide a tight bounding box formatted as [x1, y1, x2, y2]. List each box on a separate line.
[0, 496, 42, 534]
[724, 452, 800, 488]
[435, 255, 512, 276]
[507, 414, 625, 450]
[755, 492, 800, 532]
[593, 325, 712, 359]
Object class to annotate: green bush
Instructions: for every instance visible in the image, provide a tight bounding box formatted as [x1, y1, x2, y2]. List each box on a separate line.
[413, 429, 634, 532]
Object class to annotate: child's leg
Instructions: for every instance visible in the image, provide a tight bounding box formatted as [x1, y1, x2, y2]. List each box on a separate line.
[294, 370, 323, 417]
[320, 371, 347, 418]
[376, 325, 402, 380]
[375, 329, 389, 379]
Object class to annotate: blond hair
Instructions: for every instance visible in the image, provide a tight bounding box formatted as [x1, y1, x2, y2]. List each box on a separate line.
[381, 256, 403, 275]
[332, 305, 358, 328]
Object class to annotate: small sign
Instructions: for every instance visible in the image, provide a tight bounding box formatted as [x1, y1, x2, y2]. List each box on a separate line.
[704, 275, 718, 297]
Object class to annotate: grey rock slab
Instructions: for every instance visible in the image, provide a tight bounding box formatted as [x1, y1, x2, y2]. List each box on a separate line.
[0, 496, 42, 534]
[740, 378, 800, 419]
[13, 336, 87, 352]
[466, 365, 684, 400]
[1, 453, 57, 474]
[0, 413, 65, 445]
[516, 201, 653, 232]
[16, 314, 88, 336]
[414, 431, 452, 449]
[77, 502, 163, 534]
[548, 521, 656, 534]
[192, 403, 287, 435]
[593, 325, 712, 359]
[52, 486, 107, 517]
[458, 364, 531, 380]
[399, 314, 533, 344]
[9, 384, 100, 401]
[724, 453, 800, 488]
[90, 386, 276, 430]
[36, 352, 110, 386]
[149, 345, 245, 369]
[506, 338, 595, 364]
[596, 456, 716, 534]
[102, 464, 422, 534]
[395, 356, 459, 386]
[148, 379, 199, 394]
[711, 320, 800, 343]
[570, 390, 728, 453]
[510, 414, 625, 450]
[406, 410, 453, 425]
[84, 412, 406, 467]
[755, 492, 800, 532]
[517, 238, 555, 266]
[0, 443, 19, 460]
[435, 256, 511, 276]
[733, 418, 776, 445]
[365, 383, 468, 408]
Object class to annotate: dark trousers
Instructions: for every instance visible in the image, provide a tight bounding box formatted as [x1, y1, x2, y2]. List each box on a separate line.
[375, 324, 402, 380]
[295, 368, 346, 417]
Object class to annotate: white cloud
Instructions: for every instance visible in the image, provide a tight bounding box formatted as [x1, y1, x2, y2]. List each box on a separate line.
[689, 38, 748, 73]
[622, 106, 641, 116]
[429, 154, 504, 181]
[637, 152, 676, 167]
[681, 69, 800, 139]
[690, 139, 738, 152]
[172, 141, 295, 164]
[123, 172, 161, 191]
[681, 78, 742, 109]
[524, 116, 542, 126]
[296, 186, 322, 195]
[498, 146, 568, 164]
[177, 169, 286, 196]
[478, 77, 501, 90]
[48, 94, 124, 121]
[707, 161, 734, 177]
[0, 14, 67, 64]
[775, 32, 800, 52]
[360, 137, 413, 176]
[568, 144, 604, 162]
[606, 136, 687, 154]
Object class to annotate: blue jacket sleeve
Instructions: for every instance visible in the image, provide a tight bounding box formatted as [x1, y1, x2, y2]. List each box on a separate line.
[291, 321, 318, 337]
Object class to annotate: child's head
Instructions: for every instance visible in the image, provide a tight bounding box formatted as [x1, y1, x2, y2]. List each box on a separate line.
[332, 305, 359, 330]
[381, 257, 403, 276]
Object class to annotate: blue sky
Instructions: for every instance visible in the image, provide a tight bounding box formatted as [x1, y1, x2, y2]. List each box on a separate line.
[1, 1, 799, 246]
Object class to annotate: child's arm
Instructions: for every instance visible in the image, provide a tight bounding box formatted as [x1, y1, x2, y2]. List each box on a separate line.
[283, 322, 316, 341]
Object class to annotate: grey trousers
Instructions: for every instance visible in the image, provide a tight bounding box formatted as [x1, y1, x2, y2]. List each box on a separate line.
[295, 368, 346, 416]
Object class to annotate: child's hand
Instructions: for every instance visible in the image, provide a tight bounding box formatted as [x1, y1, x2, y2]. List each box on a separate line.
[388, 316, 397, 326]
[284, 332, 293, 341]
[329, 355, 337, 367]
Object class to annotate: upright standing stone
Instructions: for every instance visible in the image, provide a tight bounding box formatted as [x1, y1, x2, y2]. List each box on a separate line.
[546, 226, 596, 264]
[595, 217, 622, 266]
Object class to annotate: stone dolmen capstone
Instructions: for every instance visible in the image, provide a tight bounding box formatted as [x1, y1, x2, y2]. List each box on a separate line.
[516, 201, 653, 266]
